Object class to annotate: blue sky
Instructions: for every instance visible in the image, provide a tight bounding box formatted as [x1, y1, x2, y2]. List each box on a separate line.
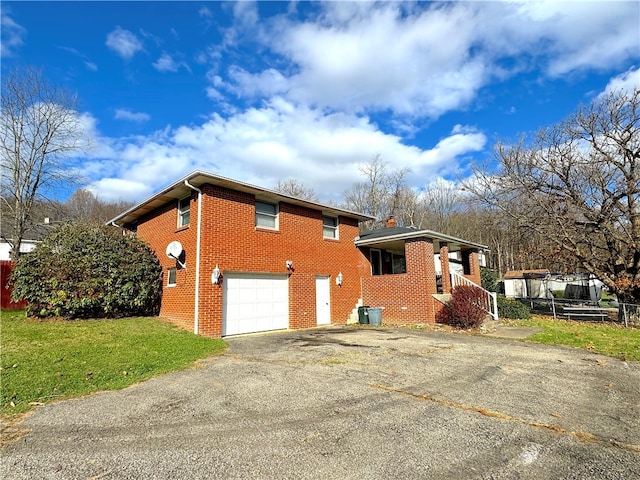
[2, 1, 639, 204]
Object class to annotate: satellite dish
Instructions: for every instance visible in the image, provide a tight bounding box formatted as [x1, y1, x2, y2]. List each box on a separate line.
[166, 241, 183, 259]
[166, 241, 186, 269]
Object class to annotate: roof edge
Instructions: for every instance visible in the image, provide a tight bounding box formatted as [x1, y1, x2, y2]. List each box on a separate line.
[355, 229, 488, 251]
[107, 170, 375, 226]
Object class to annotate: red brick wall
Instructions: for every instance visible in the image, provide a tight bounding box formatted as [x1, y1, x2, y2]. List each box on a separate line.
[439, 243, 452, 294]
[133, 184, 369, 337]
[137, 195, 198, 333]
[361, 238, 438, 325]
[462, 250, 482, 285]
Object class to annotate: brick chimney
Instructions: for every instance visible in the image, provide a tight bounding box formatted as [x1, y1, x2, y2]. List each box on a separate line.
[386, 216, 397, 228]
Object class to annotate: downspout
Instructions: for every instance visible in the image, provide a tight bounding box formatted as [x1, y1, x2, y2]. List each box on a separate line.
[185, 180, 202, 335]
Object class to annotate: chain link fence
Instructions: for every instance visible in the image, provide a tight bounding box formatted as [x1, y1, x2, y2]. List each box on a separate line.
[520, 297, 639, 328]
[619, 303, 640, 328]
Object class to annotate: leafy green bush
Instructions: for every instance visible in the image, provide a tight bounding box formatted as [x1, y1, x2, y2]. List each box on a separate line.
[497, 295, 531, 319]
[481, 267, 499, 293]
[11, 222, 162, 318]
[437, 285, 487, 329]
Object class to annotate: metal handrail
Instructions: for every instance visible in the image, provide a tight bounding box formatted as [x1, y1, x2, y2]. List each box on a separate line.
[450, 272, 499, 321]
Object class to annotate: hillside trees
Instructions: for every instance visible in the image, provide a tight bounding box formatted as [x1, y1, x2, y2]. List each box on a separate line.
[343, 154, 413, 229]
[64, 188, 134, 223]
[465, 88, 640, 303]
[341, 155, 545, 274]
[0, 67, 87, 259]
[11, 222, 162, 318]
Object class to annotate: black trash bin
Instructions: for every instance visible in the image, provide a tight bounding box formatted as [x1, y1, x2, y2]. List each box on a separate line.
[368, 307, 383, 326]
[357, 306, 371, 324]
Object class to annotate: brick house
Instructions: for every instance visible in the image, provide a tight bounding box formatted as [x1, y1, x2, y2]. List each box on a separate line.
[109, 171, 491, 337]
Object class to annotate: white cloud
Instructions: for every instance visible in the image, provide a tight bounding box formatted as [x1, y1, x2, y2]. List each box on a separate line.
[114, 109, 150, 123]
[527, 2, 640, 77]
[88, 99, 486, 203]
[211, 1, 639, 121]
[1, 12, 26, 57]
[267, 2, 486, 118]
[152, 53, 190, 73]
[88, 178, 154, 203]
[199, 6, 212, 18]
[153, 53, 178, 72]
[105, 26, 143, 60]
[225, 67, 289, 98]
[59, 46, 99, 72]
[600, 67, 640, 98]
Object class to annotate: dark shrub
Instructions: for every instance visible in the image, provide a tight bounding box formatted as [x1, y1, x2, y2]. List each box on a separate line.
[437, 285, 487, 329]
[497, 295, 531, 319]
[11, 222, 162, 319]
[481, 267, 499, 293]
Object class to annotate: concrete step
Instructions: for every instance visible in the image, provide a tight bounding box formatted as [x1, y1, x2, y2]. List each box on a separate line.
[432, 294, 452, 305]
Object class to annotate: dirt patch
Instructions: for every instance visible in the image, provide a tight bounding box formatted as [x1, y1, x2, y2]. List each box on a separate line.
[484, 325, 543, 339]
[1, 412, 32, 447]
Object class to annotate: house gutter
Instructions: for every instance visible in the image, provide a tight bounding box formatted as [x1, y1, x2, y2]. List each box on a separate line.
[184, 180, 202, 335]
[354, 229, 488, 251]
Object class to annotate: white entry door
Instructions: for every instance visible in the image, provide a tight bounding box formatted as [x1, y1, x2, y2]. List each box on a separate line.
[315, 276, 331, 325]
[223, 273, 289, 336]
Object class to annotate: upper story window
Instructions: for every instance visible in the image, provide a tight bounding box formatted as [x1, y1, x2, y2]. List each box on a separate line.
[255, 201, 278, 230]
[322, 216, 338, 239]
[178, 197, 190, 227]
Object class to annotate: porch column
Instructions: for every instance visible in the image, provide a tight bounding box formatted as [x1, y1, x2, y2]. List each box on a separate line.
[462, 250, 482, 286]
[439, 243, 452, 294]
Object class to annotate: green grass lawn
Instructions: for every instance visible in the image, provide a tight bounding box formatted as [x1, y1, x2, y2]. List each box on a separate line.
[1, 311, 226, 417]
[509, 316, 640, 362]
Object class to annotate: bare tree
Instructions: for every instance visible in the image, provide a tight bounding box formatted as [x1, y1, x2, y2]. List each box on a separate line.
[419, 179, 463, 233]
[465, 88, 640, 303]
[274, 178, 318, 202]
[343, 154, 411, 229]
[1, 67, 86, 259]
[65, 188, 134, 223]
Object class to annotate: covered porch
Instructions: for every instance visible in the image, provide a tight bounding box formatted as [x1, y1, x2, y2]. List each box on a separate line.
[355, 224, 495, 325]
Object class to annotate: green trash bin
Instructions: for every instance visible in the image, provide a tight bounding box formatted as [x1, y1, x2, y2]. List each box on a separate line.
[368, 307, 382, 326]
[358, 306, 371, 324]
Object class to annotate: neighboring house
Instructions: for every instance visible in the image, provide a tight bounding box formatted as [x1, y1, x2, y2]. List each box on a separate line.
[0, 238, 39, 261]
[504, 269, 604, 301]
[0, 217, 56, 260]
[503, 269, 551, 298]
[108, 171, 489, 337]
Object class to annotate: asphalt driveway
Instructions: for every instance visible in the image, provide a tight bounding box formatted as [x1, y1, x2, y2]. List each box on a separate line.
[2, 326, 639, 479]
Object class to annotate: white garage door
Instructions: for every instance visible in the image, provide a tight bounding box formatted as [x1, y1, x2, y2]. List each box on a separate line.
[223, 273, 289, 336]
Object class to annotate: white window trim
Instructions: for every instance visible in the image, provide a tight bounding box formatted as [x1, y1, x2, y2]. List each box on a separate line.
[322, 216, 339, 239]
[255, 201, 279, 230]
[167, 267, 177, 287]
[177, 196, 191, 228]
